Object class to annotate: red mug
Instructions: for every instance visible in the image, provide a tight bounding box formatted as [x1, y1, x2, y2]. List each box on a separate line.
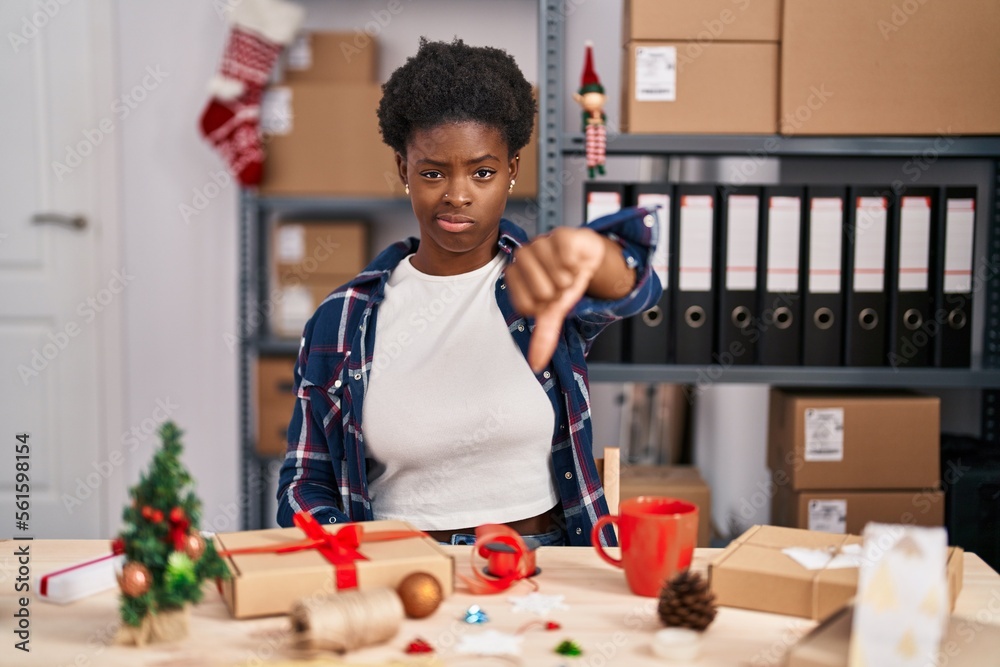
[592, 496, 698, 597]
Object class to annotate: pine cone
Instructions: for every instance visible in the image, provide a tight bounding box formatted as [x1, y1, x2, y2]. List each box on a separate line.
[657, 570, 717, 631]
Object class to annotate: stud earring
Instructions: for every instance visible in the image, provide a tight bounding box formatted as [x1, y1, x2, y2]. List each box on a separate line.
[508, 180, 516, 193]
[404, 184, 409, 195]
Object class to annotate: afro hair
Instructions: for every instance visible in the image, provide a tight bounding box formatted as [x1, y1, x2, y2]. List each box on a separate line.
[377, 38, 536, 157]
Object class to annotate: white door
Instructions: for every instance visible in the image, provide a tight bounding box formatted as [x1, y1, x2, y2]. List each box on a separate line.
[0, 0, 121, 538]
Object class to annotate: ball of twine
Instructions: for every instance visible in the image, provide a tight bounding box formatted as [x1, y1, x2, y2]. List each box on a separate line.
[289, 587, 404, 656]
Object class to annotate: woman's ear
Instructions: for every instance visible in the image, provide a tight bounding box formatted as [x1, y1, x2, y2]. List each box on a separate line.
[394, 151, 407, 188]
[509, 151, 520, 183]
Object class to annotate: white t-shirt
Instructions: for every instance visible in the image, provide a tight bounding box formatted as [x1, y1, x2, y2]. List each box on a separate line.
[362, 251, 559, 530]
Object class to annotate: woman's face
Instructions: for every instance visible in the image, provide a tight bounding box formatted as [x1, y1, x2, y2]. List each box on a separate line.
[396, 121, 519, 275]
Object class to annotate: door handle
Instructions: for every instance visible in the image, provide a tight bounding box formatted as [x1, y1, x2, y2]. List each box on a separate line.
[32, 212, 87, 230]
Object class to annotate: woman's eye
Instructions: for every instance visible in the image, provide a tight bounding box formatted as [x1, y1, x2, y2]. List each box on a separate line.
[421, 171, 443, 179]
[473, 168, 496, 179]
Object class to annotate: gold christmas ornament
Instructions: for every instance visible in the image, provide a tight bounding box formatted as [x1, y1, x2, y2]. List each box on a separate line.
[119, 561, 152, 598]
[184, 532, 206, 561]
[396, 572, 443, 619]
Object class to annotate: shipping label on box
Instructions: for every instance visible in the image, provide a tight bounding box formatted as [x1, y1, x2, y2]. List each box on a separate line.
[215, 518, 454, 619]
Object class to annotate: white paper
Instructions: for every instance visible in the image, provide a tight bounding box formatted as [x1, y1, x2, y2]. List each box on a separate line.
[635, 45, 677, 102]
[809, 198, 843, 294]
[850, 524, 948, 667]
[852, 197, 887, 292]
[456, 630, 524, 656]
[725, 195, 759, 291]
[507, 592, 569, 616]
[260, 86, 293, 136]
[586, 191, 622, 223]
[782, 543, 863, 571]
[944, 198, 975, 294]
[287, 33, 313, 70]
[804, 407, 844, 462]
[898, 196, 932, 292]
[808, 499, 848, 534]
[637, 193, 671, 286]
[277, 224, 306, 262]
[38, 554, 124, 604]
[679, 195, 714, 292]
[767, 196, 802, 293]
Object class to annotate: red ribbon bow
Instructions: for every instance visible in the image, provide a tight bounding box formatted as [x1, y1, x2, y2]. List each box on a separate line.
[459, 524, 538, 595]
[218, 512, 427, 591]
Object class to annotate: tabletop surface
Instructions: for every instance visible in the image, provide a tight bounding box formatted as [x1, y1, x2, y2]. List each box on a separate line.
[1, 540, 998, 667]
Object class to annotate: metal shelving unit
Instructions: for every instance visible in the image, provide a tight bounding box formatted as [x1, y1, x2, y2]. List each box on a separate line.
[237, 1, 1000, 529]
[537, 1, 1000, 444]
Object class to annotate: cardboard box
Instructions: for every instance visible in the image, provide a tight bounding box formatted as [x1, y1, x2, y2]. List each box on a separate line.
[215, 520, 454, 618]
[256, 355, 297, 457]
[772, 487, 945, 535]
[273, 220, 368, 280]
[260, 82, 400, 197]
[272, 276, 355, 338]
[283, 31, 378, 84]
[768, 389, 940, 491]
[780, 0, 1000, 135]
[622, 42, 778, 134]
[786, 606, 1000, 667]
[709, 525, 963, 620]
[620, 465, 712, 546]
[624, 0, 781, 42]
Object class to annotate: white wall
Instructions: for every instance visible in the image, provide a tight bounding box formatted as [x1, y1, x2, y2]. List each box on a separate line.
[115, 0, 241, 531]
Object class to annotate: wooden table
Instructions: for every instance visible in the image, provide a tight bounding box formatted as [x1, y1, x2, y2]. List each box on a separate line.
[2, 541, 998, 666]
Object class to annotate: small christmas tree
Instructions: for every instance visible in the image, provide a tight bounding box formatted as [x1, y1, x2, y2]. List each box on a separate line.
[114, 421, 229, 645]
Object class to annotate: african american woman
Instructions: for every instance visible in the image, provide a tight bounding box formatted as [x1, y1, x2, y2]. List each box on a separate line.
[276, 38, 662, 547]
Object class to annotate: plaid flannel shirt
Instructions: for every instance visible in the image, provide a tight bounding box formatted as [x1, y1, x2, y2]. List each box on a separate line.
[276, 206, 661, 547]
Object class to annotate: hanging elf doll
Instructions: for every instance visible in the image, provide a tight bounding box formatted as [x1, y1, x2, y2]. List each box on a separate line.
[573, 41, 607, 179]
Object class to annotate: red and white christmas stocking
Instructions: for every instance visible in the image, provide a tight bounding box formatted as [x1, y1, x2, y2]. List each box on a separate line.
[199, 0, 303, 186]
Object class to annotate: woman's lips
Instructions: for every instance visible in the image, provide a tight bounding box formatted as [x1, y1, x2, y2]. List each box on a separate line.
[436, 215, 475, 233]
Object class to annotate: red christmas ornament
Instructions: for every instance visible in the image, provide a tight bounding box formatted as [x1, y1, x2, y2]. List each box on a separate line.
[168, 507, 192, 551]
[405, 638, 434, 654]
[151, 509, 164, 523]
[141, 506, 153, 520]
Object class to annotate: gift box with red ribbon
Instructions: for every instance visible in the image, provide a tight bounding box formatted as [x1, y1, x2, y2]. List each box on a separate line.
[214, 514, 454, 619]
